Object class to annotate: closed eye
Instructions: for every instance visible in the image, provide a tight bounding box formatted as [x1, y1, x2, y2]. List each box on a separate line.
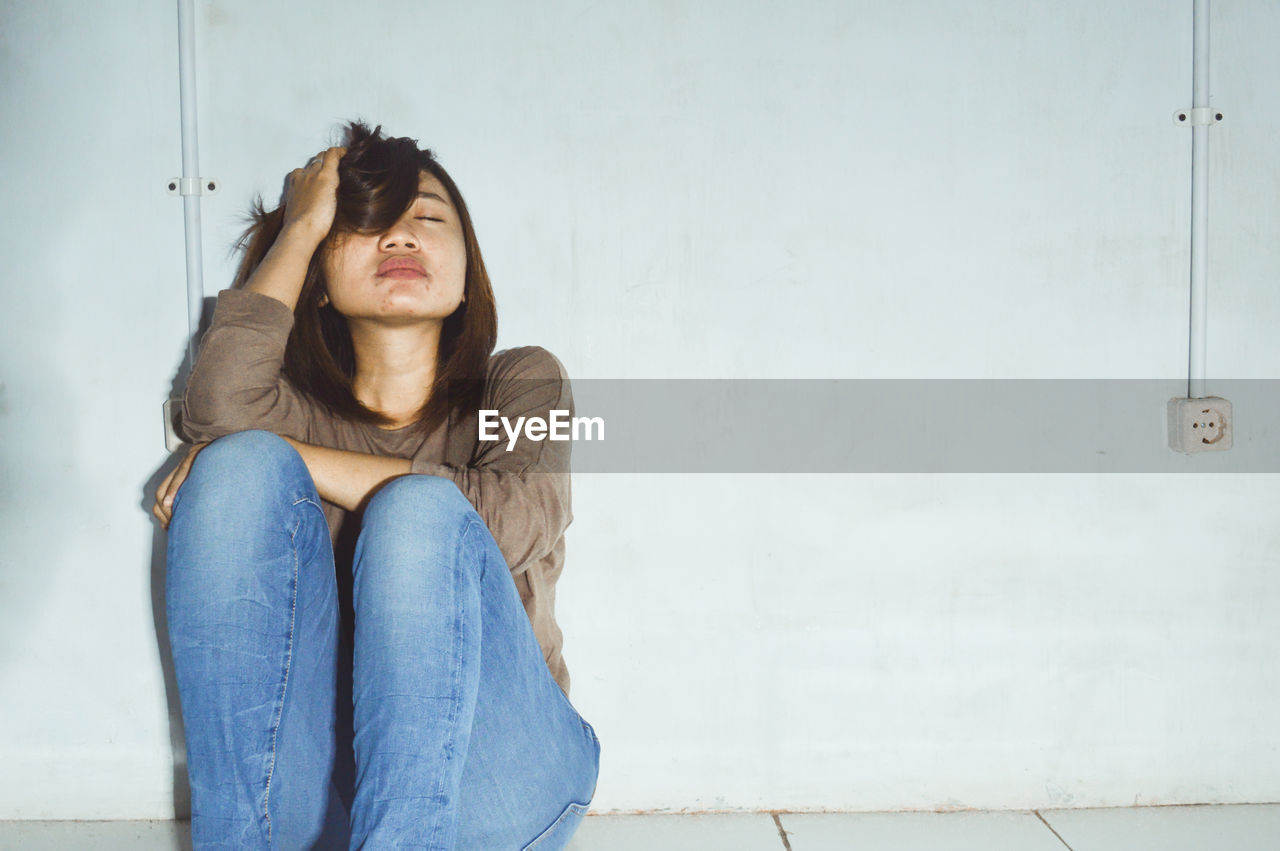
[416, 216, 445, 222]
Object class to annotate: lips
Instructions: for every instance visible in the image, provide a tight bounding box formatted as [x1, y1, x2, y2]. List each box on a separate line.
[376, 257, 427, 276]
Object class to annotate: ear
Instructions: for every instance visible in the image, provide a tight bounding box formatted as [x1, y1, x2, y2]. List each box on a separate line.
[318, 292, 330, 307]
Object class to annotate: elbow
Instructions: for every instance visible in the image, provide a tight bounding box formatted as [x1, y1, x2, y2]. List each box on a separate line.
[176, 399, 236, 443]
[180, 387, 272, 441]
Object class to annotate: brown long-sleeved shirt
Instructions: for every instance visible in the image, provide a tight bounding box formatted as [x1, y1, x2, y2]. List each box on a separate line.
[177, 287, 576, 696]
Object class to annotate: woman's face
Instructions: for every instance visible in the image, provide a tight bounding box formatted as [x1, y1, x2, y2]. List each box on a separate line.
[320, 171, 467, 325]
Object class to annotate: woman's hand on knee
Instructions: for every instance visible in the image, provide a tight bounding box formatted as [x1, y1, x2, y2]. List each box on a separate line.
[154, 441, 209, 530]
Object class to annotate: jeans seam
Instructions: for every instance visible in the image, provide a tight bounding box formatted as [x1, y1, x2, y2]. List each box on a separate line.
[421, 515, 479, 847]
[459, 517, 488, 583]
[262, 512, 303, 843]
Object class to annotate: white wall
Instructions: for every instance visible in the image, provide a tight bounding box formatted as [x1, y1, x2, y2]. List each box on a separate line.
[1, 0, 1277, 819]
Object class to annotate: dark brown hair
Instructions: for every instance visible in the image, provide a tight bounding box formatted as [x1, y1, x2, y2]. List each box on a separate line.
[230, 120, 496, 434]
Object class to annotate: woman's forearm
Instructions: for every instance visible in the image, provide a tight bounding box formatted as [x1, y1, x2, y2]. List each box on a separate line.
[282, 437, 412, 511]
[244, 225, 322, 313]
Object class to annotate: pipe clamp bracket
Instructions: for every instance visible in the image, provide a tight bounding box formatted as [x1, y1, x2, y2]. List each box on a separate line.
[167, 177, 219, 196]
[1173, 107, 1223, 126]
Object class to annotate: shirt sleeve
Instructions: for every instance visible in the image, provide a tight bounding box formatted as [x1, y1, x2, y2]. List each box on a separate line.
[411, 346, 574, 574]
[178, 287, 316, 444]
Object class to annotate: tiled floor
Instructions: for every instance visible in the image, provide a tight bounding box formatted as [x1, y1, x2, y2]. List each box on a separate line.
[0, 804, 1276, 850]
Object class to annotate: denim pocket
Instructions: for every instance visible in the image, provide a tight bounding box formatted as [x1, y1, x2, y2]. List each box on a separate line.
[521, 800, 590, 850]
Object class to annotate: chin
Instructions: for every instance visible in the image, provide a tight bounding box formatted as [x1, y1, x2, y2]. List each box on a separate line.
[373, 304, 457, 322]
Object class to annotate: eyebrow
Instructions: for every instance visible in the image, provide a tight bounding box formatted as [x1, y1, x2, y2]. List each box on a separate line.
[417, 190, 451, 206]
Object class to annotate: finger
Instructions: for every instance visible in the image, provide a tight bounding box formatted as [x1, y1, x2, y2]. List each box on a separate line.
[158, 442, 205, 529]
[169, 443, 205, 500]
[160, 471, 187, 523]
[319, 147, 345, 170]
[159, 486, 175, 525]
[160, 454, 192, 511]
[152, 489, 171, 527]
[163, 475, 180, 510]
[156, 468, 176, 505]
[160, 465, 186, 511]
[170, 452, 196, 493]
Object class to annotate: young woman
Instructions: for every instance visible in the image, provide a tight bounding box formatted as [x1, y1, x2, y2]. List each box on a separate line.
[153, 121, 599, 849]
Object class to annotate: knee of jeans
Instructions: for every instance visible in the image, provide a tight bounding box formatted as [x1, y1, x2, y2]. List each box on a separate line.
[355, 475, 482, 595]
[190, 430, 302, 481]
[364, 473, 473, 527]
[178, 430, 311, 512]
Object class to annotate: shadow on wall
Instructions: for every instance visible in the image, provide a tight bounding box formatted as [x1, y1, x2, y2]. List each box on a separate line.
[138, 295, 211, 828]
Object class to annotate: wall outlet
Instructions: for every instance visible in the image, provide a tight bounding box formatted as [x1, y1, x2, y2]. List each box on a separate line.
[1167, 396, 1232, 454]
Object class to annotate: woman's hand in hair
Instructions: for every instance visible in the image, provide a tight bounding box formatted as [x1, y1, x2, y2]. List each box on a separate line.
[281, 146, 347, 247]
[246, 148, 345, 310]
[153, 441, 210, 531]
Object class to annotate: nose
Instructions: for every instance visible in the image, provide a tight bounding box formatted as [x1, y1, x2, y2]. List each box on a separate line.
[379, 219, 417, 251]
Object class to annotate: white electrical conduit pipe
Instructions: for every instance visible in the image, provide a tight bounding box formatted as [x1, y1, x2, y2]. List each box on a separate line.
[176, 0, 205, 372]
[164, 0, 215, 450]
[1188, 0, 1210, 399]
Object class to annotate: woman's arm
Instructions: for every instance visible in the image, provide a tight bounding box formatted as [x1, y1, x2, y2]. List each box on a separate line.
[280, 438, 411, 512]
[179, 287, 314, 442]
[245, 146, 344, 312]
[241, 224, 321, 312]
[277, 345, 573, 525]
[180, 147, 344, 443]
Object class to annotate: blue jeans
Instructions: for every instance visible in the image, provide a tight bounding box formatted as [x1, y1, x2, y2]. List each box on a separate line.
[165, 430, 600, 849]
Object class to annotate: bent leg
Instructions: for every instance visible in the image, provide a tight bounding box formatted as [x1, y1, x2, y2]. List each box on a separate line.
[347, 474, 482, 848]
[346, 474, 599, 850]
[165, 430, 348, 850]
[454, 498, 600, 851]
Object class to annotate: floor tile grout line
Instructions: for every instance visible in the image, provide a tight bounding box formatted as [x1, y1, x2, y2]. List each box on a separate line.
[771, 812, 794, 850]
[1034, 809, 1075, 851]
